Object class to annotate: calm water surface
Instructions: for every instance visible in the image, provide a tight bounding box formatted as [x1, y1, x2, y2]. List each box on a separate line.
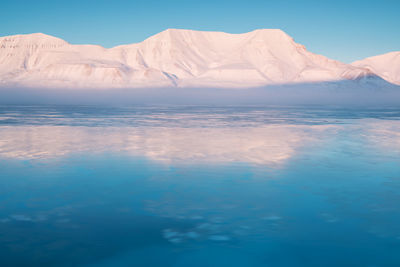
[0, 105, 400, 266]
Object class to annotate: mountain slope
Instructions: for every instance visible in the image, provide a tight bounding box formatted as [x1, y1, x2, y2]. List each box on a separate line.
[0, 29, 389, 88]
[352, 52, 400, 85]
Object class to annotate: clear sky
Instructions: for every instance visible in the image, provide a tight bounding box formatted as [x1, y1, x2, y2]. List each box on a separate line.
[1, 0, 399, 63]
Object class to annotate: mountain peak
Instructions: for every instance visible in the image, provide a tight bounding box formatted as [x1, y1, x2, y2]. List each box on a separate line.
[155, 28, 291, 38]
[0, 30, 397, 88]
[352, 51, 400, 85]
[250, 28, 288, 35]
[0, 32, 68, 47]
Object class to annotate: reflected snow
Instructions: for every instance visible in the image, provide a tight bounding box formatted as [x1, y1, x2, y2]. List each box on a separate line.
[0, 105, 400, 266]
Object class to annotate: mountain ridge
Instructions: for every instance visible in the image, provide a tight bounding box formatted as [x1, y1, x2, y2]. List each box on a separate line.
[0, 29, 397, 89]
[352, 51, 400, 85]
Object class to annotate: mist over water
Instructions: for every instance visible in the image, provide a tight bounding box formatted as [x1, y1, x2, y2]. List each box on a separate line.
[1, 82, 399, 106]
[0, 105, 400, 266]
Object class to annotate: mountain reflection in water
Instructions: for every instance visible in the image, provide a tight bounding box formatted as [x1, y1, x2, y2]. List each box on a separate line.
[0, 105, 400, 266]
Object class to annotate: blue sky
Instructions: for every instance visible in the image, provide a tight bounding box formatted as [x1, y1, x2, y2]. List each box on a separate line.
[1, 0, 399, 62]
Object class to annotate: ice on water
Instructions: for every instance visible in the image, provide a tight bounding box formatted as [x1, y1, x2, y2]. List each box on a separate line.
[0, 105, 400, 266]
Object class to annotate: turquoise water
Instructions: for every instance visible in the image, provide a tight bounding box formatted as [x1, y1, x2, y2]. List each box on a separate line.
[0, 105, 400, 266]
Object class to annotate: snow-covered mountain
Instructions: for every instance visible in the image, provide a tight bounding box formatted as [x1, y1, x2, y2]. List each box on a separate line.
[0, 29, 393, 88]
[352, 52, 400, 85]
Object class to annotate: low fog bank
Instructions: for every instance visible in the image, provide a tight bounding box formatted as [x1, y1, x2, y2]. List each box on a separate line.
[0, 82, 399, 107]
